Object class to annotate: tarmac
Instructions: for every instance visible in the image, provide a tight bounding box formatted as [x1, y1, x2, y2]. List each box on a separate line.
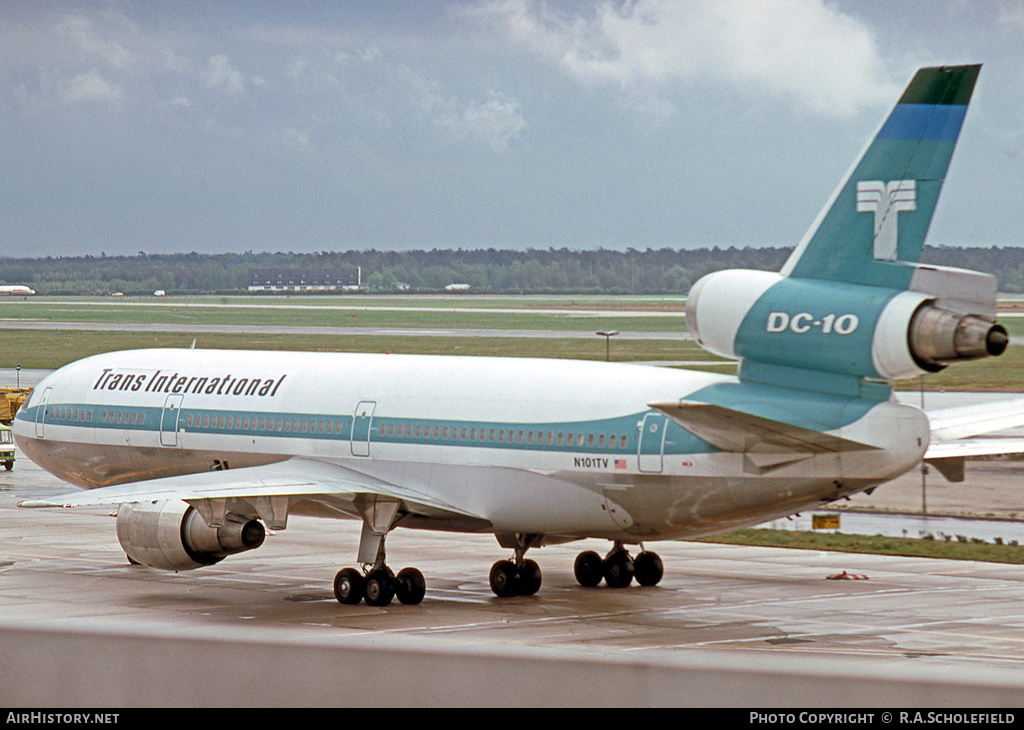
[2, 454, 1024, 707]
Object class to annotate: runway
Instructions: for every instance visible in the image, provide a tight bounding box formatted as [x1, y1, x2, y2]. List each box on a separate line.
[0, 319, 691, 340]
[2, 459, 1023, 706]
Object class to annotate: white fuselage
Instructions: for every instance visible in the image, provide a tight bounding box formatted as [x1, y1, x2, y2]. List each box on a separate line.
[13, 348, 929, 542]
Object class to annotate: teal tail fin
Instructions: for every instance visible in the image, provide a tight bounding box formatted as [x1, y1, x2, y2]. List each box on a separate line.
[780, 65, 981, 289]
[686, 64, 1007, 393]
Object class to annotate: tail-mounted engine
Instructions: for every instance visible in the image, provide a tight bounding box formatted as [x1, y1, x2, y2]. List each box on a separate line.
[686, 266, 1007, 384]
[116, 500, 265, 571]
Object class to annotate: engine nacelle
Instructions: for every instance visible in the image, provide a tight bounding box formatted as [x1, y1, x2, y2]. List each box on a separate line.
[116, 500, 265, 571]
[686, 269, 1007, 383]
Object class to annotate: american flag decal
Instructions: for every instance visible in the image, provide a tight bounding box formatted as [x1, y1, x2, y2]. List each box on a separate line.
[614, 459, 627, 470]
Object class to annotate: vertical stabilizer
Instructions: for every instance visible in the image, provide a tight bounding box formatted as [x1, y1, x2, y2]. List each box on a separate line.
[686, 65, 1007, 393]
[781, 65, 980, 289]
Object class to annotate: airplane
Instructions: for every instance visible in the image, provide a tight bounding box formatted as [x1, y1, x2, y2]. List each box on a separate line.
[0, 285, 36, 295]
[12, 64, 1019, 607]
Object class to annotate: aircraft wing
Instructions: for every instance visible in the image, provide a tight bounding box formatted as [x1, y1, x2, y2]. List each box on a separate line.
[921, 397, 1024, 482]
[19, 457, 489, 529]
[925, 396, 1024, 441]
[648, 401, 880, 454]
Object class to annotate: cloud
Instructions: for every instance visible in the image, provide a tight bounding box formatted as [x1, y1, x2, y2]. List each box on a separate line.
[411, 74, 526, 153]
[436, 92, 527, 153]
[471, 0, 898, 117]
[63, 69, 122, 105]
[201, 54, 245, 95]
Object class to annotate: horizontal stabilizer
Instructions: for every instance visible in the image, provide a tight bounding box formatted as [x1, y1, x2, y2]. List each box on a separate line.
[648, 401, 880, 454]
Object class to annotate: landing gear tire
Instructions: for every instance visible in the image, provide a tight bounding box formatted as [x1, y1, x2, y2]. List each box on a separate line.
[334, 567, 365, 605]
[573, 550, 604, 587]
[603, 550, 635, 588]
[518, 559, 542, 596]
[396, 567, 427, 605]
[364, 568, 397, 607]
[489, 560, 520, 598]
[633, 551, 664, 587]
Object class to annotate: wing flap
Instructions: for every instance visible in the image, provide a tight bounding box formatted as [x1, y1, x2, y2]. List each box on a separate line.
[649, 401, 881, 454]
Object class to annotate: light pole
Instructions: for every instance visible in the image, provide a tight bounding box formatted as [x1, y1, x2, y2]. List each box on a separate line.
[596, 331, 619, 362]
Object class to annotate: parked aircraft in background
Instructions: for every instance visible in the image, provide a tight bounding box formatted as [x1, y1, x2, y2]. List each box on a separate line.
[0, 285, 35, 295]
[14, 65, 1019, 607]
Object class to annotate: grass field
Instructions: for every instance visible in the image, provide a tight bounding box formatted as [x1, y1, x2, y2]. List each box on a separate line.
[696, 528, 1024, 564]
[2, 295, 1020, 390]
[0, 328, 729, 369]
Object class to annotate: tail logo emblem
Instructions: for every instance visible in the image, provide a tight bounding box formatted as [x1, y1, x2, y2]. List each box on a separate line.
[856, 180, 916, 261]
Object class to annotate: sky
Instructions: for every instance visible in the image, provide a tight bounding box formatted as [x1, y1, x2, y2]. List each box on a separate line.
[2, 0, 1023, 258]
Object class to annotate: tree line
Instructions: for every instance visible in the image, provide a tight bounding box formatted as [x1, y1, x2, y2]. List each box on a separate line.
[2, 246, 1023, 295]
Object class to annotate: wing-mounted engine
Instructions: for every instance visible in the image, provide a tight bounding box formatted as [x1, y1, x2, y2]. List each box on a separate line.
[116, 500, 265, 571]
[686, 265, 1007, 385]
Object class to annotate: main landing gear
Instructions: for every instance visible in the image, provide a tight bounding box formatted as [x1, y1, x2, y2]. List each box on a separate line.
[334, 565, 426, 607]
[489, 533, 544, 598]
[485, 536, 664, 598]
[333, 497, 426, 607]
[573, 542, 663, 589]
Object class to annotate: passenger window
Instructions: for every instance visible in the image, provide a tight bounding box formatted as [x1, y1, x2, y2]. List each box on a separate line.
[598, 434, 605, 448]
[619, 435, 628, 449]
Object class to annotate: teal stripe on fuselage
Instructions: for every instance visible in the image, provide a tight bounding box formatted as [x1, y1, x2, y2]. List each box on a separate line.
[21, 401, 720, 457]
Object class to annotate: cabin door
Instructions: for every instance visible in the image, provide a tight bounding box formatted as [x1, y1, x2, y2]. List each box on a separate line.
[34, 387, 52, 439]
[160, 394, 184, 447]
[637, 412, 666, 473]
[351, 401, 376, 457]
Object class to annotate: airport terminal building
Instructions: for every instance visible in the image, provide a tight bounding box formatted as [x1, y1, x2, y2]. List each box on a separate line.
[248, 268, 361, 293]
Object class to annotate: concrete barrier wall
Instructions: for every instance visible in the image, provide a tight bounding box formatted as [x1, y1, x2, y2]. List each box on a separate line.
[2, 621, 1022, 707]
